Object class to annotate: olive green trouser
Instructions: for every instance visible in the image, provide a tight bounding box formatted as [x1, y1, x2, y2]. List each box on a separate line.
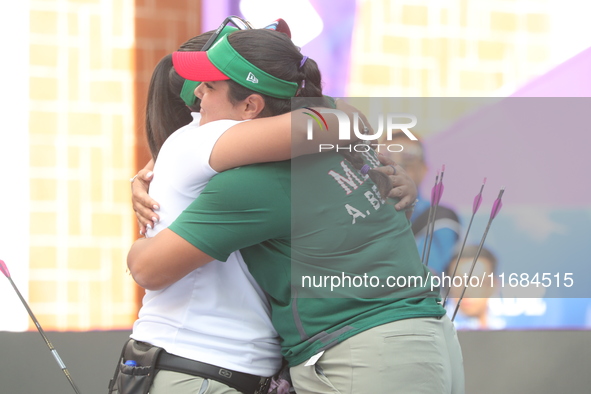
[290, 315, 465, 394]
[149, 370, 242, 394]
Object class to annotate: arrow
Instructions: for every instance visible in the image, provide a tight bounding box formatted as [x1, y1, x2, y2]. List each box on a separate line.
[424, 165, 445, 267]
[421, 170, 439, 264]
[452, 187, 505, 322]
[0, 259, 83, 394]
[442, 178, 486, 308]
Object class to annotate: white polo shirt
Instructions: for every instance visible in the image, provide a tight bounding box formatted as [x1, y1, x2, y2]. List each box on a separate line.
[131, 113, 281, 376]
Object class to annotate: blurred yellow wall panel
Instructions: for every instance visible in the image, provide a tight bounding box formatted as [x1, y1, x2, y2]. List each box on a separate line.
[30, 111, 58, 135]
[113, 48, 132, 70]
[92, 213, 123, 237]
[478, 41, 507, 61]
[401, 4, 429, 26]
[349, 0, 553, 100]
[67, 180, 81, 235]
[490, 12, 518, 31]
[68, 12, 78, 35]
[383, 36, 411, 56]
[29, 280, 58, 304]
[30, 44, 58, 67]
[30, 77, 58, 100]
[362, 64, 392, 85]
[30, 212, 57, 235]
[526, 13, 549, 33]
[30, 246, 58, 270]
[30, 178, 58, 201]
[68, 113, 102, 135]
[30, 10, 58, 35]
[30, 144, 57, 167]
[68, 48, 80, 100]
[90, 81, 123, 102]
[67, 247, 101, 270]
[27, 0, 137, 331]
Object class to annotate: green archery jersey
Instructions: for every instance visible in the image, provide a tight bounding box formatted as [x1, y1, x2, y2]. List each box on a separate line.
[170, 151, 445, 367]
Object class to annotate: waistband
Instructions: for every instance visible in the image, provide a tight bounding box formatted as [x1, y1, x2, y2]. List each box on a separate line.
[156, 350, 271, 394]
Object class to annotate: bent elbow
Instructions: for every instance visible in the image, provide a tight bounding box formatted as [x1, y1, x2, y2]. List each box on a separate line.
[127, 254, 167, 291]
[130, 269, 168, 291]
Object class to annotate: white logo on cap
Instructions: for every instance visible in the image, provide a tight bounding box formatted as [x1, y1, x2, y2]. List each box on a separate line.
[246, 72, 259, 83]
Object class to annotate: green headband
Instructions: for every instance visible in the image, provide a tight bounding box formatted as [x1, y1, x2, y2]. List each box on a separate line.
[179, 26, 239, 107]
[180, 79, 200, 107]
[207, 35, 299, 99]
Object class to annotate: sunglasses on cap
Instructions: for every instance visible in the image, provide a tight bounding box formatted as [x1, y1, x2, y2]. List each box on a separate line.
[180, 16, 294, 106]
[200, 16, 254, 52]
[180, 17, 252, 107]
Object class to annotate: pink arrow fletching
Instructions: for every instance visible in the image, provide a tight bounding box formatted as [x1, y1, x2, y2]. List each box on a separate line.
[435, 183, 445, 205]
[490, 188, 505, 220]
[490, 199, 503, 219]
[473, 180, 486, 214]
[430, 173, 439, 204]
[0, 259, 10, 278]
[434, 165, 446, 204]
[473, 193, 483, 214]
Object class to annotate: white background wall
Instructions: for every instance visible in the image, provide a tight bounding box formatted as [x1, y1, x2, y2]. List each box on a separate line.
[0, 2, 30, 331]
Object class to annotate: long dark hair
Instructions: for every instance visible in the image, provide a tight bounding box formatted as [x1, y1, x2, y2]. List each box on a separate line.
[145, 32, 214, 159]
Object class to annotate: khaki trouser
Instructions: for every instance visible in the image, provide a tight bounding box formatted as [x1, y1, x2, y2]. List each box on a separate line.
[149, 370, 242, 394]
[290, 315, 465, 394]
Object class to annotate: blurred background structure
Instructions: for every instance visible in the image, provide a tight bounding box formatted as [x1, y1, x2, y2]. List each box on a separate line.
[1, 0, 590, 332]
[1, 1, 590, 393]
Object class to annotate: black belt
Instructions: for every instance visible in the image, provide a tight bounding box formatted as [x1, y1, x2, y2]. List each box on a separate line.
[156, 350, 271, 394]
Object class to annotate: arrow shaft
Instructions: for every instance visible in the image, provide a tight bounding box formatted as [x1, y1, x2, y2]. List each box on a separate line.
[451, 218, 494, 321]
[421, 173, 439, 264]
[424, 201, 440, 267]
[442, 212, 477, 308]
[5, 276, 82, 394]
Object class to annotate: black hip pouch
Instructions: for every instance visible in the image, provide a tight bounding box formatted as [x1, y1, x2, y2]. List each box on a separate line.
[108, 339, 163, 394]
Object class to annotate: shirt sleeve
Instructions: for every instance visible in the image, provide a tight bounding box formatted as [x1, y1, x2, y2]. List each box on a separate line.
[166, 119, 244, 194]
[168, 162, 291, 262]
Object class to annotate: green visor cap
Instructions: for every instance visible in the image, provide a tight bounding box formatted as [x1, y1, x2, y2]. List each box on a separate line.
[179, 26, 238, 106]
[207, 35, 299, 99]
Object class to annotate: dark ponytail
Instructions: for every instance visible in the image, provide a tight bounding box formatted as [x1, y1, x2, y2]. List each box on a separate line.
[145, 54, 192, 160]
[294, 56, 323, 98]
[145, 32, 214, 159]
